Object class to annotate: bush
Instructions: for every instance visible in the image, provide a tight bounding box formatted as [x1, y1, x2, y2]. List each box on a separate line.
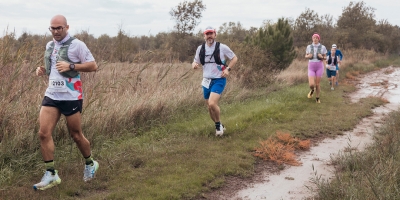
[225, 40, 277, 88]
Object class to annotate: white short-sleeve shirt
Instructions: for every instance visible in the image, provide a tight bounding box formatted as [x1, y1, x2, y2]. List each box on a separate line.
[193, 41, 236, 79]
[306, 43, 327, 62]
[45, 34, 95, 100]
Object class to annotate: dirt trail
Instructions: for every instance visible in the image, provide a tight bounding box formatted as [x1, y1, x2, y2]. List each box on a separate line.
[209, 66, 400, 200]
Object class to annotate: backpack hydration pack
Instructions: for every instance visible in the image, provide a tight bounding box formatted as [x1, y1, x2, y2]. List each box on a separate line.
[199, 42, 223, 65]
[327, 55, 338, 66]
[309, 44, 322, 60]
[44, 37, 80, 78]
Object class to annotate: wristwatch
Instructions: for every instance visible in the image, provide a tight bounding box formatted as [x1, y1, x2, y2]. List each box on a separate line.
[69, 63, 75, 71]
[226, 67, 231, 71]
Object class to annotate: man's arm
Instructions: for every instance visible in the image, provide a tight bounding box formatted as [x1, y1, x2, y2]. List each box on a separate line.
[192, 61, 200, 69]
[192, 46, 202, 69]
[74, 61, 98, 72]
[337, 50, 343, 60]
[57, 40, 98, 73]
[327, 51, 331, 56]
[36, 66, 46, 76]
[221, 56, 237, 78]
[227, 56, 238, 69]
[55, 61, 98, 73]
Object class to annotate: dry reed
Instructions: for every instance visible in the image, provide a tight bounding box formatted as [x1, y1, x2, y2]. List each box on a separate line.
[253, 131, 310, 166]
[276, 48, 386, 86]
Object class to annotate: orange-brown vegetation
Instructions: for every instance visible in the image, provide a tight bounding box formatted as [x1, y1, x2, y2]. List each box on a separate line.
[253, 131, 310, 166]
[380, 97, 390, 104]
[345, 71, 359, 80]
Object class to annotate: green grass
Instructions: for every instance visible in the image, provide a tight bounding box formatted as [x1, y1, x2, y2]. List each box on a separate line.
[0, 79, 385, 200]
[2, 55, 400, 200]
[312, 110, 400, 200]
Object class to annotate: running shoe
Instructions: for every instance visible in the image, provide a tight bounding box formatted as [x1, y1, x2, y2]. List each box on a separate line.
[83, 160, 99, 182]
[331, 87, 334, 90]
[316, 98, 321, 103]
[216, 124, 226, 136]
[33, 170, 61, 191]
[307, 90, 314, 98]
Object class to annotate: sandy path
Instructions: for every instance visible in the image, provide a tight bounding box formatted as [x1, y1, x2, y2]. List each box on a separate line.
[227, 66, 400, 200]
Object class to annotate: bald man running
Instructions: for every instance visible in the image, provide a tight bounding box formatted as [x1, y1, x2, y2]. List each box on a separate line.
[33, 15, 99, 191]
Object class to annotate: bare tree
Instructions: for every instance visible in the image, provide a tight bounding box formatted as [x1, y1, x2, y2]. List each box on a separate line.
[169, 0, 206, 36]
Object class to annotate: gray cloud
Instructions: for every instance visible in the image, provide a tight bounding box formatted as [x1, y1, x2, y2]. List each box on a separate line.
[0, 0, 398, 38]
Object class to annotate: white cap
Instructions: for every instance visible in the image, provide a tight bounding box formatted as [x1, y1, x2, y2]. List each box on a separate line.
[332, 44, 337, 48]
[203, 26, 216, 34]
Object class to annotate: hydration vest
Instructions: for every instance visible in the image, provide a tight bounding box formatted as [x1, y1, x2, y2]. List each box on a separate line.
[309, 44, 322, 60]
[44, 37, 80, 78]
[327, 55, 338, 66]
[199, 42, 223, 65]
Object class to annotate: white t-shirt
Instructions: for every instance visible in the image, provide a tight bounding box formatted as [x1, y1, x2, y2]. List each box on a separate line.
[45, 34, 95, 101]
[193, 41, 236, 79]
[306, 43, 327, 62]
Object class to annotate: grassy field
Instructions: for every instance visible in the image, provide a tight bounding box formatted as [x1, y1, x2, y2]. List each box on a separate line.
[310, 56, 400, 200]
[312, 110, 400, 200]
[1, 43, 400, 199]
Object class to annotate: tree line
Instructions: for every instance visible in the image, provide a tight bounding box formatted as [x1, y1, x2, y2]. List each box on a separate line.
[1, 1, 399, 78]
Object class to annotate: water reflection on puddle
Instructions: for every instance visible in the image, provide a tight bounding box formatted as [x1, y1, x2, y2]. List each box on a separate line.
[234, 66, 400, 200]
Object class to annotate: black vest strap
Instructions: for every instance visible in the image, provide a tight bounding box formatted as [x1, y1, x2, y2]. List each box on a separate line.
[199, 42, 222, 65]
[327, 55, 338, 65]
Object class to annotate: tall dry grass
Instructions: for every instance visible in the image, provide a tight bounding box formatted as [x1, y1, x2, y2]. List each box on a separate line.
[1, 27, 394, 192]
[311, 107, 400, 200]
[1, 35, 387, 160]
[0, 58, 246, 145]
[0, 33, 251, 186]
[276, 48, 387, 85]
[81, 61, 204, 138]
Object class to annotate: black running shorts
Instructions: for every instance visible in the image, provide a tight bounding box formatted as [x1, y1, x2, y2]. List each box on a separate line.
[41, 96, 82, 116]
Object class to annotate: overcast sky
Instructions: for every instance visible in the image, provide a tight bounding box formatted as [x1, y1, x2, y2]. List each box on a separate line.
[0, 0, 398, 38]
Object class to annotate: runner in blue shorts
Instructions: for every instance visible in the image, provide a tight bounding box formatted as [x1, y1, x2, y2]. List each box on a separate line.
[203, 78, 226, 99]
[192, 26, 238, 136]
[327, 44, 343, 85]
[326, 48, 339, 90]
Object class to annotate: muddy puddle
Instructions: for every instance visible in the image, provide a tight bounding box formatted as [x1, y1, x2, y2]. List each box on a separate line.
[226, 66, 400, 200]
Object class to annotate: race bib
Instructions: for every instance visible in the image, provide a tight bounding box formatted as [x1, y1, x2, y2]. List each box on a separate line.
[329, 65, 337, 71]
[49, 79, 68, 92]
[201, 78, 211, 89]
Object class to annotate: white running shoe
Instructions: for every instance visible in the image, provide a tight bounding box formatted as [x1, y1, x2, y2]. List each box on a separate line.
[83, 160, 99, 182]
[33, 170, 61, 191]
[215, 124, 226, 136]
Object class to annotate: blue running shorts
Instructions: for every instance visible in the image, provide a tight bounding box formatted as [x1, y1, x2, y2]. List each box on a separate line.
[202, 78, 226, 99]
[326, 69, 337, 78]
